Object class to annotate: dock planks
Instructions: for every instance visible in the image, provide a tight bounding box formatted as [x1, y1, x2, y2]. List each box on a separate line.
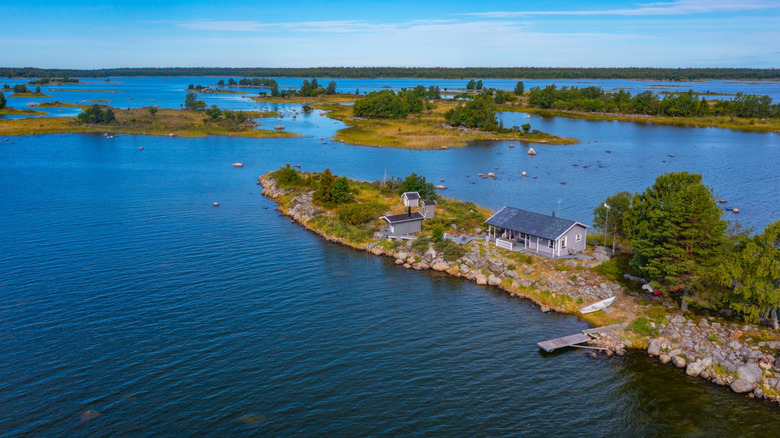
[537, 333, 591, 352]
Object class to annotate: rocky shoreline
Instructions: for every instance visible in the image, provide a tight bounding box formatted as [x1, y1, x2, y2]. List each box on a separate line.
[260, 174, 780, 405]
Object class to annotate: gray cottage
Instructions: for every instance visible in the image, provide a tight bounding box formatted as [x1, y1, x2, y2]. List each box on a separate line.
[484, 206, 588, 258]
[381, 211, 424, 236]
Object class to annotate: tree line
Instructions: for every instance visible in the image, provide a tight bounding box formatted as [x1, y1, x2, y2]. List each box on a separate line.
[595, 172, 780, 329]
[2, 67, 779, 80]
[527, 85, 780, 118]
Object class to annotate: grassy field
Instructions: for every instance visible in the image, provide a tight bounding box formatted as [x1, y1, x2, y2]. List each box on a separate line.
[9, 92, 51, 98]
[0, 106, 294, 138]
[0, 107, 46, 116]
[326, 103, 575, 149]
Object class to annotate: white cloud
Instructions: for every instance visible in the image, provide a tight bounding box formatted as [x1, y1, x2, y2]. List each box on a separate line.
[465, 0, 780, 18]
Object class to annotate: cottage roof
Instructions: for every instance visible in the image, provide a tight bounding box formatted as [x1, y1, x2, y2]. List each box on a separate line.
[485, 206, 588, 241]
[402, 192, 420, 200]
[381, 211, 424, 224]
[421, 200, 437, 206]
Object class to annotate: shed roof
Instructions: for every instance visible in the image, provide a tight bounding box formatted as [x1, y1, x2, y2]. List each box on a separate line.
[485, 206, 588, 241]
[381, 211, 424, 224]
[421, 200, 437, 206]
[402, 192, 420, 200]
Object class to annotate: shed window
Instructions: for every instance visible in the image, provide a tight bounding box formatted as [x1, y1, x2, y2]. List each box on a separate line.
[575, 234, 582, 242]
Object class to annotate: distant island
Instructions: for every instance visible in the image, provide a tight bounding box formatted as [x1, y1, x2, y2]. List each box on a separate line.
[2, 67, 780, 81]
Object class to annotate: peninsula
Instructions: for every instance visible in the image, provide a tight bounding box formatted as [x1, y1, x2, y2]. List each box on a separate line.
[260, 165, 780, 405]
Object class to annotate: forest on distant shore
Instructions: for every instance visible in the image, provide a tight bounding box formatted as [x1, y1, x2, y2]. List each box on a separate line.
[1, 67, 779, 81]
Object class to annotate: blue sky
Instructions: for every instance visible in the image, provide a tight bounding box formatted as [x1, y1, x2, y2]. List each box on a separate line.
[1, 0, 779, 68]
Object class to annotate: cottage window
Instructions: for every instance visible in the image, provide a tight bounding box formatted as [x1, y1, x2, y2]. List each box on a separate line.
[575, 233, 582, 242]
[548, 239, 554, 249]
[561, 236, 567, 248]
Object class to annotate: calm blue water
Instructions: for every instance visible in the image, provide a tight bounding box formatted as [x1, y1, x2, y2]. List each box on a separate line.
[2, 128, 780, 436]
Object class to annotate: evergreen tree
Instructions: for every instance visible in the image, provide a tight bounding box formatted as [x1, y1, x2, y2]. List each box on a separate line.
[314, 168, 335, 204]
[0, 91, 6, 109]
[718, 221, 780, 330]
[325, 81, 337, 95]
[629, 172, 728, 312]
[514, 81, 525, 95]
[331, 177, 353, 204]
[466, 79, 476, 90]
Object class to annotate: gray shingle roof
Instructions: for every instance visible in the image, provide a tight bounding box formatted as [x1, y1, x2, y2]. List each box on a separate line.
[421, 200, 437, 206]
[402, 192, 420, 200]
[485, 206, 587, 240]
[381, 211, 424, 224]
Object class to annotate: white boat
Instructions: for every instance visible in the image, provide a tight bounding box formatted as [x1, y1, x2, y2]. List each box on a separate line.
[579, 296, 616, 314]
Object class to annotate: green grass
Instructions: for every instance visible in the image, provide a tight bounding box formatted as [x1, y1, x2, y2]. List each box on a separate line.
[627, 317, 659, 337]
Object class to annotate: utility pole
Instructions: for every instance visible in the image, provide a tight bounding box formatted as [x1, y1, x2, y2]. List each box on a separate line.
[603, 203, 611, 247]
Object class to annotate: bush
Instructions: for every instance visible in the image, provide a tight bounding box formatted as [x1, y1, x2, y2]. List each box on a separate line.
[353, 90, 408, 119]
[443, 243, 465, 262]
[338, 203, 377, 225]
[433, 239, 449, 253]
[524, 255, 534, 265]
[411, 236, 431, 252]
[507, 264, 516, 271]
[432, 225, 444, 242]
[273, 164, 301, 186]
[77, 104, 116, 124]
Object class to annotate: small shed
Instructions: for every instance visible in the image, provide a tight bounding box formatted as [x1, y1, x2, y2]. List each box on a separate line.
[401, 192, 421, 208]
[381, 211, 424, 236]
[421, 200, 437, 219]
[484, 206, 588, 258]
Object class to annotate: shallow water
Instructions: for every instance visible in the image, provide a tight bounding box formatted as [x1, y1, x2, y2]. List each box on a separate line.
[1, 132, 780, 436]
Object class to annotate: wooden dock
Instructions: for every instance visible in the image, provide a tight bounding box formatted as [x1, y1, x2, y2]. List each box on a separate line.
[538, 323, 629, 352]
[537, 333, 591, 352]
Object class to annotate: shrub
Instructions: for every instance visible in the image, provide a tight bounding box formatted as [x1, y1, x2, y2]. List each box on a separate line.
[443, 242, 465, 261]
[411, 236, 431, 252]
[554, 264, 569, 272]
[524, 255, 534, 264]
[338, 203, 377, 225]
[507, 264, 516, 271]
[432, 225, 444, 242]
[273, 164, 301, 186]
[77, 104, 116, 124]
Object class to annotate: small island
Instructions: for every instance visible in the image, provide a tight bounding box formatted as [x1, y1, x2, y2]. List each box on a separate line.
[260, 165, 780, 404]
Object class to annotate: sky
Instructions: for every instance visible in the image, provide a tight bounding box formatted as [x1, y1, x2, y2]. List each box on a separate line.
[1, 0, 779, 69]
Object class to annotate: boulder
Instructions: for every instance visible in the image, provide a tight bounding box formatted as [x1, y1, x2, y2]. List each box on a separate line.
[431, 260, 450, 272]
[488, 275, 501, 286]
[672, 356, 687, 368]
[648, 338, 663, 357]
[475, 274, 488, 285]
[736, 362, 763, 384]
[423, 247, 437, 263]
[592, 246, 613, 262]
[488, 261, 504, 274]
[504, 269, 519, 280]
[686, 360, 705, 377]
[730, 379, 755, 393]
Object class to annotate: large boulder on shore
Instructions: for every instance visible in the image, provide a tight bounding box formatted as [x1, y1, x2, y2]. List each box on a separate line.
[475, 274, 488, 285]
[423, 247, 437, 263]
[648, 338, 663, 357]
[431, 260, 450, 272]
[730, 379, 755, 393]
[488, 274, 501, 286]
[686, 360, 705, 377]
[736, 362, 763, 384]
[672, 356, 687, 368]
